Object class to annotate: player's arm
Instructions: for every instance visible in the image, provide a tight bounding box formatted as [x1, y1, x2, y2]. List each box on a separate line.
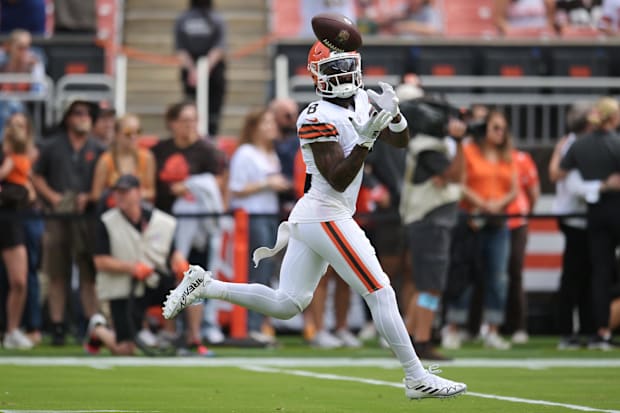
[311, 141, 369, 193]
[303, 108, 391, 193]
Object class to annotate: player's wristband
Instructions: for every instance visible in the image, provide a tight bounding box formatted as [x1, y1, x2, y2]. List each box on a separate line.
[388, 115, 407, 133]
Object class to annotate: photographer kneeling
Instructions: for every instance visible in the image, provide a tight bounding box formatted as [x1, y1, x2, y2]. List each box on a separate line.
[399, 97, 466, 360]
[86, 174, 189, 355]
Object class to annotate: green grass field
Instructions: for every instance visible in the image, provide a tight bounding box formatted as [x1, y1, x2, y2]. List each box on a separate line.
[1, 336, 619, 413]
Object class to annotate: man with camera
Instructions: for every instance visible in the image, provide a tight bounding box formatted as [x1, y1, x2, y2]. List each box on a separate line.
[399, 97, 466, 360]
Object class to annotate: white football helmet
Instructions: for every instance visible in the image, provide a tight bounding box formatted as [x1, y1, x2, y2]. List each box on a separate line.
[307, 41, 363, 99]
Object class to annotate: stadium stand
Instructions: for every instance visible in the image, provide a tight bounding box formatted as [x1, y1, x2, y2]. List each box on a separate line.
[271, 0, 301, 37]
[442, 0, 497, 38]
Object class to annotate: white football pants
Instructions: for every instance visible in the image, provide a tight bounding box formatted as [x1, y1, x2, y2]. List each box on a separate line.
[207, 218, 425, 379]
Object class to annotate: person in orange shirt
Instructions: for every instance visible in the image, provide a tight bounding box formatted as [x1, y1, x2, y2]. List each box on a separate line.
[504, 150, 540, 344]
[0, 123, 35, 349]
[442, 110, 517, 351]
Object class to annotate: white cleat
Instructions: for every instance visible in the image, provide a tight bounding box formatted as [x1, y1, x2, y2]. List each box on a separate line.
[162, 265, 211, 320]
[404, 366, 467, 400]
[335, 329, 362, 348]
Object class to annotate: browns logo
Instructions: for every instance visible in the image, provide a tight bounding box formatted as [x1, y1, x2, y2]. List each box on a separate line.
[335, 29, 350, 46]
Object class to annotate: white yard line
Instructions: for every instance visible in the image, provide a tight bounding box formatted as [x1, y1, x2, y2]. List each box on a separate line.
[1, 411, 157, 413]
[1, 357, 620, 368]
[2, 357, 618, 413]
[242, 365, 620, 413]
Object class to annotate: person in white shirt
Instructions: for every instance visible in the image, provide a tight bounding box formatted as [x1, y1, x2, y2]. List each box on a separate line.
[228, 107, 291, 343]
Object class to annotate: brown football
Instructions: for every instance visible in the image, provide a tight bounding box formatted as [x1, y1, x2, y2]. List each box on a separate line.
[311, 12, 362, 53]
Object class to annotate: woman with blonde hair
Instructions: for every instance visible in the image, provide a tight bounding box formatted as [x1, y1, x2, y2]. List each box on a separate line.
[0, 122, 35, 349]
[559, 96, 620, 350]
[442, 110, 517, 350]
[91, 113, 156, 207]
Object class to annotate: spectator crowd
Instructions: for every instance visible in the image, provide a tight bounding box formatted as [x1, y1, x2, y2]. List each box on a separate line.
[0, 81, 618, 357]
[293, 0, 620, 38]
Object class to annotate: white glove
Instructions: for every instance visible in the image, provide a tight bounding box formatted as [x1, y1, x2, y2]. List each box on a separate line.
[367, 81, 400, 117]
[350, 109, 394, 149]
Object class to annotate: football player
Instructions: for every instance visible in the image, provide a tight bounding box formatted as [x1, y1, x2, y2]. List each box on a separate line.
[163, 40, 467, 400]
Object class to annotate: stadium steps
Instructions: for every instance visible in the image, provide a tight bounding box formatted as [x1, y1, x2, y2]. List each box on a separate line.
[122, 0, 271, 137]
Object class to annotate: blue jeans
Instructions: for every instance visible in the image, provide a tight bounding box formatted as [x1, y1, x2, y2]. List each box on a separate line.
[446, 224, 510, 326]
[247, 214, 279, 333]
[22, 218, 44, 331]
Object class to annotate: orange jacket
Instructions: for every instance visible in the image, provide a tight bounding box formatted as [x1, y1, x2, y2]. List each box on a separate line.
[5, 154, 31, 186]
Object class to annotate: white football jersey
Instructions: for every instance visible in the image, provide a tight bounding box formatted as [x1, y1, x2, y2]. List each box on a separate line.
[289, 89, 374, 223]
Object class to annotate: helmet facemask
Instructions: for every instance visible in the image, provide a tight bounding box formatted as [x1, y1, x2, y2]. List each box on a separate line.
[309, 52, 363, 99]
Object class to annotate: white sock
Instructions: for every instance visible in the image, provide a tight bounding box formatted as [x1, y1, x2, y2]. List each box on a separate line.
[364, 286, 426, 379]
[205, 279, 300, 320]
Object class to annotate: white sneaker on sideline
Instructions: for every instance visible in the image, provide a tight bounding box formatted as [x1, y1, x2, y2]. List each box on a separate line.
[3, 329, 34, 350]
[163, 265, 211, 319]
[312, 330, 343, 349]
[441, 327, 461, 350]
[335, 329, 362, 348]
[511, 330, 529, 344]
[137, 328, 158, 347]
[357, 322, 377, 341]
[204, 326, 225, 344]
[87, 313, 107, 337]
[484, 332, 511, 350]
[248, 331, 277, 345]
[404, 366, 467, 399]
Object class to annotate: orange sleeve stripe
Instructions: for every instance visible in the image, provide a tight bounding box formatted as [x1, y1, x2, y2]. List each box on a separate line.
[299, 122, 337, 132]
[298, 123, 338, 139]
[299, 131, 338, 140]
[321, 221, 381, 293]
[299, 126, 337, 135]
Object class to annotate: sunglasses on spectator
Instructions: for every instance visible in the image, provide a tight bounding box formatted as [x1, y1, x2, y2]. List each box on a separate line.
[122, 129, 141, 137]
[491, 124, 506, 132]
[70, 109, 90, 117]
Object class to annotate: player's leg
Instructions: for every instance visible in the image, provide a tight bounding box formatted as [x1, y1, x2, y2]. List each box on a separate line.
[306, 219, 466, 398]
[163, 235, 327, 321]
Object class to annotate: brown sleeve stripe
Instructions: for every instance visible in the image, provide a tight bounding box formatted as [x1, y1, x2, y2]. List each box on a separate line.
[298, 123, 338, 139]
[321, 221, 382, 293]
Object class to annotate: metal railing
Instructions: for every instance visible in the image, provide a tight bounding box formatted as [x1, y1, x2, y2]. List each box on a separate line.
[54, 73, 115, 123]
[276, 54, 620, 146]
[0, 73, 54, 134]
[0, 72, 116, 134]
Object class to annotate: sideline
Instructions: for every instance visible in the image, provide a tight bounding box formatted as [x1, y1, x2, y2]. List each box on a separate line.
[1, 357, 620, 368]
[242, 365, 620, 413]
